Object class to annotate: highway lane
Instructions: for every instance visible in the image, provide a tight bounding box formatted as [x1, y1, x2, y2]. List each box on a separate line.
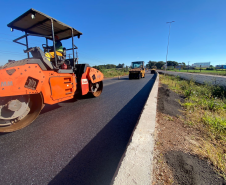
[0, 73, 155, 185]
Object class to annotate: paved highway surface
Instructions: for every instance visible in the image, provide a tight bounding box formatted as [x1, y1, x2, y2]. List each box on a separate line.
[158, 70, 226, 88]
[0, 73, 155, 185]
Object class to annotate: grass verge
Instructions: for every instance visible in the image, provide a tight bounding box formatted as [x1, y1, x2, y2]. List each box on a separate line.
[160, 74, 226, 178]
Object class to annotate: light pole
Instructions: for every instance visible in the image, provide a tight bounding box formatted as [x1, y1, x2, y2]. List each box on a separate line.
[187, 61, 189, 72]
[165, 21, 175, 73]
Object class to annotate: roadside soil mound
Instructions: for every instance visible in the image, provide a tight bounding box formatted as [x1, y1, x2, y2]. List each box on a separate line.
[153, 83, 226, 185]
[165, 151, 226, 185]
[157, 84, 184, 117]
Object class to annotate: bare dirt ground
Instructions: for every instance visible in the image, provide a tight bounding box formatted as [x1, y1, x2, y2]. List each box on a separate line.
[152, 83, 226, 185]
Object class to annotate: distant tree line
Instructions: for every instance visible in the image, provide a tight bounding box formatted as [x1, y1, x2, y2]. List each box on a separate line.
[93, 63, 129, 70]
[93, 60, 189, 71]
[146, 61, 165, 69]
[92, 64, 116, 70]
[146, 61, 186, 69]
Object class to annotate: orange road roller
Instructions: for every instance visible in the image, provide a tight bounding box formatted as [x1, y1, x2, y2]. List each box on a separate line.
[0, 9, 104, 132]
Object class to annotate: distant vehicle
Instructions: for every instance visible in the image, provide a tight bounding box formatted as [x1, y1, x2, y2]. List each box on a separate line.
[0, 9, 104, 133]
[129, 61, 145, 79]
[150, 66, 157, 74]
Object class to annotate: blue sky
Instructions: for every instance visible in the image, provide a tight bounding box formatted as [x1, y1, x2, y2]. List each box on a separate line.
[0, 0, 225, 67]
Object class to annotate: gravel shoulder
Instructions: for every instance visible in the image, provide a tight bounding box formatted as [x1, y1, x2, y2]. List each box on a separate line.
[152, 83, 226, 185]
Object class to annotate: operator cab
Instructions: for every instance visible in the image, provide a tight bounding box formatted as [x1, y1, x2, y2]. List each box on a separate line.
[7, 8, 82, 71]
[131, 61, 144, 69]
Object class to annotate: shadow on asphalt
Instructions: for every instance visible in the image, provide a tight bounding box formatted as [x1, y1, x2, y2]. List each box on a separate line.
[0, 132, 8, 136]
[48, 74, 157, 185]
[40, 93, 98, 115]
[40, 104, 62, 115]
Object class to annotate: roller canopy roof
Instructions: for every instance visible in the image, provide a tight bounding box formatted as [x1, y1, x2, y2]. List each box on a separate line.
[7, 8, 82, 40]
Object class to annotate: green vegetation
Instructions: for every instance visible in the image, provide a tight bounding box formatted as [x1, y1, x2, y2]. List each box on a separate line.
[160, 74, 226, 178]
[146, 60, 186, 70]
[146, 61, 166, 69]
[168, 69, 226, 76]
[92, 63, 130, 78]
[99, 68, 130, 78]
[92, 63, 129, 70]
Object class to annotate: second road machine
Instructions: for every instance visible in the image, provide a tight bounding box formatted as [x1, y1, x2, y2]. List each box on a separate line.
[129, 61, 145, 79]
[151, 66, 157, 74]
[0, 9, 104, 133]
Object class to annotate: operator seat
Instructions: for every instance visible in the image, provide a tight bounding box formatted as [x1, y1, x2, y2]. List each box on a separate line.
[62, 47, 66, 59]
[50, 47, 66, 67]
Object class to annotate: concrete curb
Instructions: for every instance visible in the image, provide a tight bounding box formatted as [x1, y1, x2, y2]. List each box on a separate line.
[111, 73, 159, 185]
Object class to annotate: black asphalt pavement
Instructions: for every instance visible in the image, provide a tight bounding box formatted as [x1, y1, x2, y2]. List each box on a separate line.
[0, 73, 155, 185]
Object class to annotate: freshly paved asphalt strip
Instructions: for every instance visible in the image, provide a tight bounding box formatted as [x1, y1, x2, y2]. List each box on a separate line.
[112, 73, 159, 185]
[0, 73, 155, 185]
